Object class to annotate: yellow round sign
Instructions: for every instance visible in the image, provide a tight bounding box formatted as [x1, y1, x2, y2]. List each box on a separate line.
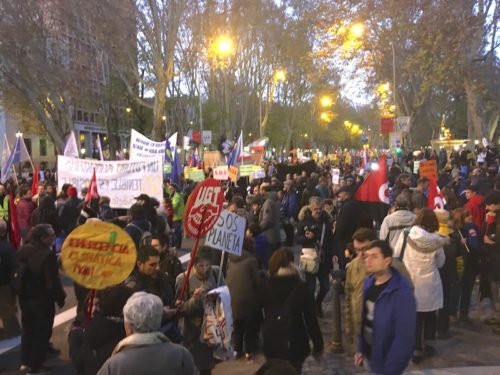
[61, 221, 137, 290]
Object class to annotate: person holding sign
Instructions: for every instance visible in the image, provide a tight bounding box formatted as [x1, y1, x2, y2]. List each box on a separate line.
[175, 247, 224, 375]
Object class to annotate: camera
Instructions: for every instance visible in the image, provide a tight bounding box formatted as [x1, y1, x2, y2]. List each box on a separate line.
[304, 225, 318, 233]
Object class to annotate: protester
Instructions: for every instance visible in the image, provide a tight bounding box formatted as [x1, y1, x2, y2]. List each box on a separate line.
[17, 224, 66, 373]
[225, 236, 263, 360]
[0, 220, 21, 339]
[262, 248, 323, 373]
[97, 292, 196, 375]
[334, 186, 362, 266]
[379, 194, 416, 250]
[435, 209, 461, 338]
[175, 246, 224, 375]
[345, 228, 411, 355]
[394, 208, 448, 363]
[411, 177, 430, 212]
[280, 179, 298, 246]
[464, 184, 486, 228]
[0, 184, 10, 223]
[483, 192, 500, 318]
[167, 183, 185, 250]
[152, 236, 182, 290]
[73, 284, 133, 375]
[124, 204, 153, 250]
[452, 207, 481, 323]
[258, 183, 281, 256]
[17, 185, 36, 240]
[296, 196, 335, 316]
[30, 196, 59, 235]
[58, 185, 81, 236]
[354, 240, 416, 375]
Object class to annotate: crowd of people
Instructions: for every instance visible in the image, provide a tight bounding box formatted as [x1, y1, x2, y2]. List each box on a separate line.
[0, 144, 499, 375]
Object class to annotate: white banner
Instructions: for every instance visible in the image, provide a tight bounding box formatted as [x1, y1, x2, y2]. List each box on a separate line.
[389, 132, 402, 150]
[129, 129, 166, 160]
[396, 117, 410, 132]
[57, 155, 163, 209]
[213, 165, 228, 180]
[331, 168, 340, 185]
[205, 210, 246, 256]
[202, 131, 212, 145]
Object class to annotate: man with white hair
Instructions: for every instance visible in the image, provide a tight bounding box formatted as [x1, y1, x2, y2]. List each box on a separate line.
[97, 292, 196, 375]
[379, 194, 416, 251]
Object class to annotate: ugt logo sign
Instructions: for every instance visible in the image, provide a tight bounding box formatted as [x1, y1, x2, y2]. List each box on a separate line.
[184, 178, 224, 238]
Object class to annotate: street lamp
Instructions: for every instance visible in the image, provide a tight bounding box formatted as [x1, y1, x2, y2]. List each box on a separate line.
[126, 107, 131, 113]
[320, 95, 333, 108]
[209, 34, 235, 135]
[320, 112, 331, 122]
[350, 23, 365, 38]
[274, 69, 286, 82]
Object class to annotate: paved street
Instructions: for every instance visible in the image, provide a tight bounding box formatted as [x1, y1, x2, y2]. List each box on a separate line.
[2, 238, 500, 374]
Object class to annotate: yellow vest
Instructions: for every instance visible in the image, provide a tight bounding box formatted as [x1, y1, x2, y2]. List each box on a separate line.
[0, 195, 9, 221]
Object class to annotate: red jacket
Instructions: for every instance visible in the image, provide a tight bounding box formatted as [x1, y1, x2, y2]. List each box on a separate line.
[16, 198, 35, 230]
[465, 194, 485, 228]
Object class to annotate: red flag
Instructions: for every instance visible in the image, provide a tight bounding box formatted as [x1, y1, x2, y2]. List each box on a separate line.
[85, 168, 99, 207]
[354, 155, 389, 204]
[8, 190, 21, 249]
[427, 178, 446, 209]
[31, 167, 39, 197]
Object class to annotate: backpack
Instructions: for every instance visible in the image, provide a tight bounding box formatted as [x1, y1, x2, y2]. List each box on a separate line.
[127, 223, 153, 248]
[10, 260, 28, 295]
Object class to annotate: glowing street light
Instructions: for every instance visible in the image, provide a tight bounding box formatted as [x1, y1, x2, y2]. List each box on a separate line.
[350, 23, 365, 38]
[162, 115, 167, 121]
[126, 107, 131, 113]
[210, 34, 235, 60]
[320, 95, 333, 108]
[274, 69, 286, 82]
[320, 112, 331, 122]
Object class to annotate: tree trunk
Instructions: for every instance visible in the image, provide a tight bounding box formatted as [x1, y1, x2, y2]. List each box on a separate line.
[464, 75, 485, 141]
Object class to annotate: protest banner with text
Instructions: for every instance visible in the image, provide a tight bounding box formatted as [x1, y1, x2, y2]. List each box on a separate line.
[57, 155, 163, 208]
[205, 210, 246, 256]
[129, 129, 166, 160]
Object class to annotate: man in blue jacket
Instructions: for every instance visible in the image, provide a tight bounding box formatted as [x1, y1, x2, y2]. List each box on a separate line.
[354, 240, 416, 375]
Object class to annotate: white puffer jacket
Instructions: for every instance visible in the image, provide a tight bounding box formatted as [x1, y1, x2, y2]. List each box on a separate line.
[394, 226, 447, 312]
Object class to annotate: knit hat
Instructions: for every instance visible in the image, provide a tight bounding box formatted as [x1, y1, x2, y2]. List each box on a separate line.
[434, 209, 451, 236]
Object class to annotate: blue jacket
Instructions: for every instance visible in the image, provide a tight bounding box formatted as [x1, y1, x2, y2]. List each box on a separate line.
[358, 267, 416, 375]
[280, 191, 298, 219]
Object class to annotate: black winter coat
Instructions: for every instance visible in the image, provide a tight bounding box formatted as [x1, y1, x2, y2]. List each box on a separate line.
[335, 198, 362, 246]
[73, 315, 126, 375]
[262, 270, 323, 362]
[17, 242, 66, 305]
[296, 210, 335, 269]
